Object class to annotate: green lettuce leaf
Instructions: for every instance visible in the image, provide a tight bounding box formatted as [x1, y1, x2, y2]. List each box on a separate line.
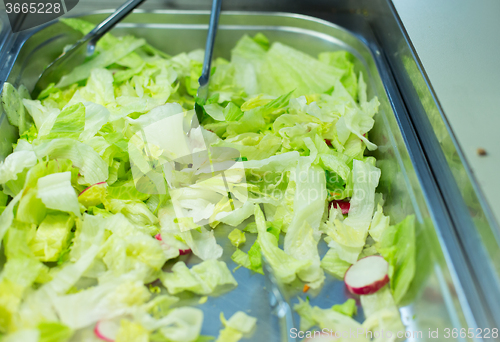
[115, 320, 148, 342]
[152, 307, 204, 342]
[216, 311, 257, 342]
[16, 188, 47, 225]
[283, 160, 326, 288]
[161, 260, 237, 295]
[36, 171, 80, 217]
[376, 215, 416, 304]
[44, 103, 85, 140]
[28, 214, 74, 262]
[360, 286, 405, 342]
[320, 248, 351, 279]
[293, 298, 368, 342]
[228, 229, 246, 248]
[38, 321, 73, 342]
[255, 205, 310, 284]
[325, 159, 381, 263]
[57, 38, 146, 88]
[332, 298, 357, 317]
[1, 83, 33, 134]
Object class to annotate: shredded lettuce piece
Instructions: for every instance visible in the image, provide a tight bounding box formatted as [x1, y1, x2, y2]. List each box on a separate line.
[324, 159, 381, 263]
[283, 160, 326, 288]
[255, 205, 310, 284]
[361, 286, 405, 342]
[294, 298, 368, 342]
[161, 260, 237, 295]
[228, 229, 246, 247]
[369, 204, 390, 243]
[28, 214, 74, 262]
[115, 320, 148, 342]
[376, 215, 416, 303]
[216, 311, 257, 342]
[150, 307, 204, 342]
[36, 172, 80, 217]
[332, 298, 357, 317]
[1, 83, 33, 134]
[38, 321, 73, 342]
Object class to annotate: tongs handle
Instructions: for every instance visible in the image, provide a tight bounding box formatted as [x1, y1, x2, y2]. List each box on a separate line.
[85, 0, 146, 55]
[197, 0, 222, 101]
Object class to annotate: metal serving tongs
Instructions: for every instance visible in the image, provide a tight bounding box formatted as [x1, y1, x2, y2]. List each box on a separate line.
[32, 0, 145, 98]
[194, 0, 222, 126]
[262, 256, 298, 342]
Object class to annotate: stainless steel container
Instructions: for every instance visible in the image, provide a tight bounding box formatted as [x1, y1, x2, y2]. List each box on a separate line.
[1, 2, 498, 341]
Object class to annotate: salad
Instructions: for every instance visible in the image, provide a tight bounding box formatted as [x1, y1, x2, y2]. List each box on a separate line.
[0, 18, 416, 342]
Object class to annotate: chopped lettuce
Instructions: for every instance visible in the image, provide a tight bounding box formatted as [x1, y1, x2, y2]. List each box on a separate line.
[0, 20, 417, 340]
[28, 214, 74, 262]
[294, 298, 368, 342]
[38, 321, 73, 342]
[228, 228, 246, 247]
[115, 320, 148, 342]
[283, 160, 326, 288]
[1, 83, 33, 134]
[255, 205, 310, 284]
[216, 311, 257, 342]
[36, 171, 80, 217]
[376, 215, 416, 304]
[161, 260, 237, 295]
[320, 248, 352, 279]
[332, 298, 357, 317]
[324, 159, 381, 264]
[361, 286, 405, 342]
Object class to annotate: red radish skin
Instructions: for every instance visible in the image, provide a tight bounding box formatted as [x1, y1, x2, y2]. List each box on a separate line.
[155, 234, 191, 255]
[344, 256, 389, 295]
[329, 200, 350, 215]
[94, 320, 118, 342]
[179, 249, 192, 255]
[79, 182, 107, 196]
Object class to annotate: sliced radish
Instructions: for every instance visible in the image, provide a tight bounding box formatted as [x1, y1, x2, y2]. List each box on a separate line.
[329, 200, 350, 214]
[325, 139, 333, 147]
[179, 248, 192, 255]
[154, 233, 162, 241]
[344, 256, 389, 295]
[94, 319, 120, 342]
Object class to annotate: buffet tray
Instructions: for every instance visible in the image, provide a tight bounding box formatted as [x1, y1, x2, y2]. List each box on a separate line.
[0, 9, 490, 341]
